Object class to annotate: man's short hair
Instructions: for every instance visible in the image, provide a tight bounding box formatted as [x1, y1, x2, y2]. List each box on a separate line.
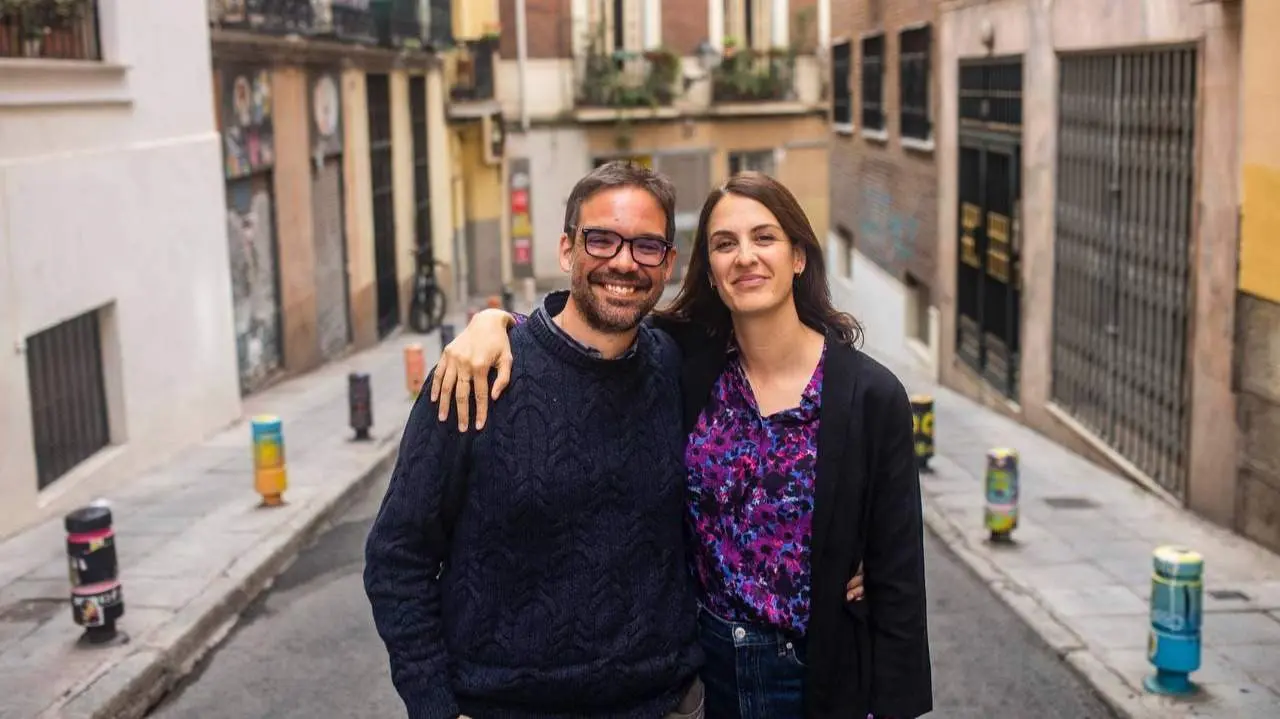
[562, 160, 677, 243]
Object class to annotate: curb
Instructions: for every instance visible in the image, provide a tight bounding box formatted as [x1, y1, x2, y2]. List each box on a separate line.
[921, 495, 1187, 719]
[46, 435, 403, 719]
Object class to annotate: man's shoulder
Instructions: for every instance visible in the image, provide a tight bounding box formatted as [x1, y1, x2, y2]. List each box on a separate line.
[638, 324, 682, 374]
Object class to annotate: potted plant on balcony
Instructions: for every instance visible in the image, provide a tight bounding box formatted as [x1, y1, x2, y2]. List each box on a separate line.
[642, 46, 680, 106]
[0, 0, 84, 58]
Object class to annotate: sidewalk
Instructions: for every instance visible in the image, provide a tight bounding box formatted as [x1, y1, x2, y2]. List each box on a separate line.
[0, 329, 443, 719]
[868, 346, 1280, 718]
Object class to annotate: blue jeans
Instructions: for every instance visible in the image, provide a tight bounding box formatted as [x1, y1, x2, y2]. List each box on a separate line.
[698, 606, 807, 719]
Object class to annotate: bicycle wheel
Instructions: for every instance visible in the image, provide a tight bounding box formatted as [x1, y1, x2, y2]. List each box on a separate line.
[408, 286, 432, 334]
[427, 285, 448, 332]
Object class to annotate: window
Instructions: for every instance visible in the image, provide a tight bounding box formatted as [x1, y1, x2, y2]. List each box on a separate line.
[728, 149, 775, 177]
[899, 26, 931, 140]
[860, 34, 885, 131]
[26, 308, 112, 490]
[2, 0, 102, 60]
[831, 40, 853, 127]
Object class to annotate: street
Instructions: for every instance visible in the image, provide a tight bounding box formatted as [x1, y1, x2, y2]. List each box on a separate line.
[149, 469, 1116, 719]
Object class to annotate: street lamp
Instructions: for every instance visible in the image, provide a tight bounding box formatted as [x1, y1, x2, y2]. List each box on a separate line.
[683, 38, 723, 90]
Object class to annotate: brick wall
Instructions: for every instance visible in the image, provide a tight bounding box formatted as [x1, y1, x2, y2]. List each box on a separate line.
[791, 0, 819, 52]
[827, 0, 941, 291]
[662, 0, 708, 55]
[499, 0, 573, 59]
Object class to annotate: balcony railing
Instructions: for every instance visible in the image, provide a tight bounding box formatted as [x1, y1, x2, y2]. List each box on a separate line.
[208, 0, 451, 48]
[0, 0, 100, 60]
[576, 49, 681, 109]
[711, 49, 796, 104]
[451, 38, 495, 102]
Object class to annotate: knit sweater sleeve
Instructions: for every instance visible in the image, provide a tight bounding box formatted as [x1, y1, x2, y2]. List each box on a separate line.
[364, 382, 462, 719]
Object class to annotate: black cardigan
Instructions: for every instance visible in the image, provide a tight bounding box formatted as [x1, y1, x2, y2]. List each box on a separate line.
[662, 320, 934, 719]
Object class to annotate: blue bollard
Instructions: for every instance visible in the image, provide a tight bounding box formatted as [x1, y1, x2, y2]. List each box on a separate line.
[1145, 545, 1203, 696]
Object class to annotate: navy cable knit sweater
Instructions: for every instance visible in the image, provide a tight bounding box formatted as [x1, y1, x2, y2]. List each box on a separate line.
[364, 302, 702, 719]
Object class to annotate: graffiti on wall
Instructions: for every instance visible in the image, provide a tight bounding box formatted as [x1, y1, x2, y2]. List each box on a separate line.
[309, 69, 351, 360]
[311, 71, 343, 159]
[222, 65, 275, 179]
[226, 176, 282, 394]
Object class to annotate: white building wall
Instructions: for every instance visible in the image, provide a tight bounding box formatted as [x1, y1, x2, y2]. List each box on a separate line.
[0, 0, 239, 538]
[828, 237, 926, 372]
[511, 126, 593, 282]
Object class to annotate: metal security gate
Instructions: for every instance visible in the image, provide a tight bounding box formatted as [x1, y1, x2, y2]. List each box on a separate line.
[311, 69, 351, 361]
[956, 57, 1023, 398]
[1052, 49, 1197, 497]
[367, 73, 400, 338]
[410, 76, 434, 263]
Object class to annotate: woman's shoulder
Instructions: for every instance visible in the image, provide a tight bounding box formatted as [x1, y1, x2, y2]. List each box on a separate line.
[824, 340, 910, 409]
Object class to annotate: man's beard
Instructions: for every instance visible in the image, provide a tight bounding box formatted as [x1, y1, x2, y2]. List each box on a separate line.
[570, 267, 660, 333]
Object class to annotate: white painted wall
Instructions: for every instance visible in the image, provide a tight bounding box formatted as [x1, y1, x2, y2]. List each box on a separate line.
[512, 127, 593, 280]
[827, 239, 914, 368]
[497, 59, 577, 121]
[0, 0, 239, 538]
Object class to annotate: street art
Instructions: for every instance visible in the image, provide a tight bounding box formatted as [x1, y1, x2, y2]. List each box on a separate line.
[226, 177, 281, 394]
[858, 184, 921, 269]
[222, 66, 275, 179]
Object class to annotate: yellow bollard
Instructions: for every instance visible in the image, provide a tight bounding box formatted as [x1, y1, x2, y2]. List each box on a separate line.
[251, 415, 287, 507]
[404, 344, 426, 397]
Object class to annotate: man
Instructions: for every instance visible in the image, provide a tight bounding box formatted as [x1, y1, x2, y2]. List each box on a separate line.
[364, 161, 704, 719]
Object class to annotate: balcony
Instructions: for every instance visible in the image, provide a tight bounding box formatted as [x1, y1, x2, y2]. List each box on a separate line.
[575, 48, 681, 110]
[208, 0, 451, 48]
[450, 38, 495, 102]
[373, 0, 451, 49]
[711, 48, 796, 104]
[0, 0, 100, 60]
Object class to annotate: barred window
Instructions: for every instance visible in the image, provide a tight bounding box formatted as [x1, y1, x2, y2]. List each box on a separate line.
[831, 40, 853, 126]
[900, 26, 931, 140]
[861, 34, 885, 131]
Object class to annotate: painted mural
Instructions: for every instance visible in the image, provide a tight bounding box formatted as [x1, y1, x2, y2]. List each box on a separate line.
[310, 69, 351, 361]
[222, 65, 275, 179]
[226, 176, 282, 394]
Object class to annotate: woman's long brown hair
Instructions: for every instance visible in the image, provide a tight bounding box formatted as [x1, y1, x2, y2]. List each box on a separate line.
[658, 172, 863, 347]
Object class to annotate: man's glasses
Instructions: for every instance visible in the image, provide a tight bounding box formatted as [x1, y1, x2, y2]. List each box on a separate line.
[574, 227, 672, 267]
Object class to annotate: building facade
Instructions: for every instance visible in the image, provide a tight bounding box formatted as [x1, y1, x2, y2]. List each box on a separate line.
[0, 0, 241, 537]
[208, 0, 456, 393]
[827, 0, 942, 377]
[1236, 0, 1280, 552]
[927, 1, 1243, 541]
[495, 0, 832, 293]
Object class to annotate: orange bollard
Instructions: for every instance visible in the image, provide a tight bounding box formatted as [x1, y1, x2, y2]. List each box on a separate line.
[404, 344, 426, 397]
[486, 295, 501, 309]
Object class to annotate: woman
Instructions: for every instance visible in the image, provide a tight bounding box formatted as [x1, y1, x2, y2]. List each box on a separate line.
[434, 173, 931, 719]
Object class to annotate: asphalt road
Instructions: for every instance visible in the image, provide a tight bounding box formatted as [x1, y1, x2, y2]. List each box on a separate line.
[149, 469, 1116, 719]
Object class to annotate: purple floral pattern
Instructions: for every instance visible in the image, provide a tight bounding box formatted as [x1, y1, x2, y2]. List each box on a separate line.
[686, 344, 825, 634]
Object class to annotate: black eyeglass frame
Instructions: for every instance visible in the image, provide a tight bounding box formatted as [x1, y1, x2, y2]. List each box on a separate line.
[567, 225, 675, 267]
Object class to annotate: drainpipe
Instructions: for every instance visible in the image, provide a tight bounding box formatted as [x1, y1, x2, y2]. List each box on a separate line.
[516, 0, 530, 131]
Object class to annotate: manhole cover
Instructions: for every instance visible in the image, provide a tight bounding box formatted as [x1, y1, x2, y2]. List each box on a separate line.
[1042, 496, 1099, 510]
[0, 598, 65, 623]
[1208, 589, 1249, 601]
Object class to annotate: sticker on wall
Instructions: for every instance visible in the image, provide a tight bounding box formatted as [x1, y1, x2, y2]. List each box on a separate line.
[311, 71, 344, 159]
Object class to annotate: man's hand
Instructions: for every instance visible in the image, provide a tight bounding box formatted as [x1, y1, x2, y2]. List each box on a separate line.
[429, 308, 516, 431]
[846, 562, 865, 602]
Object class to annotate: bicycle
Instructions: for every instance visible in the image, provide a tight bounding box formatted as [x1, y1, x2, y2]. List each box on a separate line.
[408, 246, 449, 334]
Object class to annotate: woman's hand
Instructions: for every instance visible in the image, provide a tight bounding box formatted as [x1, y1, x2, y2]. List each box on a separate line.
[429, 309, 516, 431]
[846, 562, 865, 602]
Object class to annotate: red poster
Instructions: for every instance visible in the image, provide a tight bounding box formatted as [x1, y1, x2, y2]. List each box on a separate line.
[511, 189, 529, 214]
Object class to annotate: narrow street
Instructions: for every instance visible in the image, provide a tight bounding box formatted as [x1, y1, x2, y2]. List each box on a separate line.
[149, 469, 1116, 719]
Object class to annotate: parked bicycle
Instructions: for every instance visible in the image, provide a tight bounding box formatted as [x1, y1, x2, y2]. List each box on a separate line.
[408, 246, 448, 334]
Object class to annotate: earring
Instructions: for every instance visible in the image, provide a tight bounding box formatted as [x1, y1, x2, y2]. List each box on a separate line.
[709, 277, 715, 288]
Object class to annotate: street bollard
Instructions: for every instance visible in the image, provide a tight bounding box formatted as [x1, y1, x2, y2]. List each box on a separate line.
[440, 323, 456, 350]
[486, 295, 502, 310]
[501, 286, 515, 312]
[1145, 545, 1203, 696]
[984, 448, 1019, 543]
[404, 344, 426, 397]
[910, 395, 935, 471]
[349, 372, 373, 440]
[66, 504, 125, 645]
[252, 415, 287, 506]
